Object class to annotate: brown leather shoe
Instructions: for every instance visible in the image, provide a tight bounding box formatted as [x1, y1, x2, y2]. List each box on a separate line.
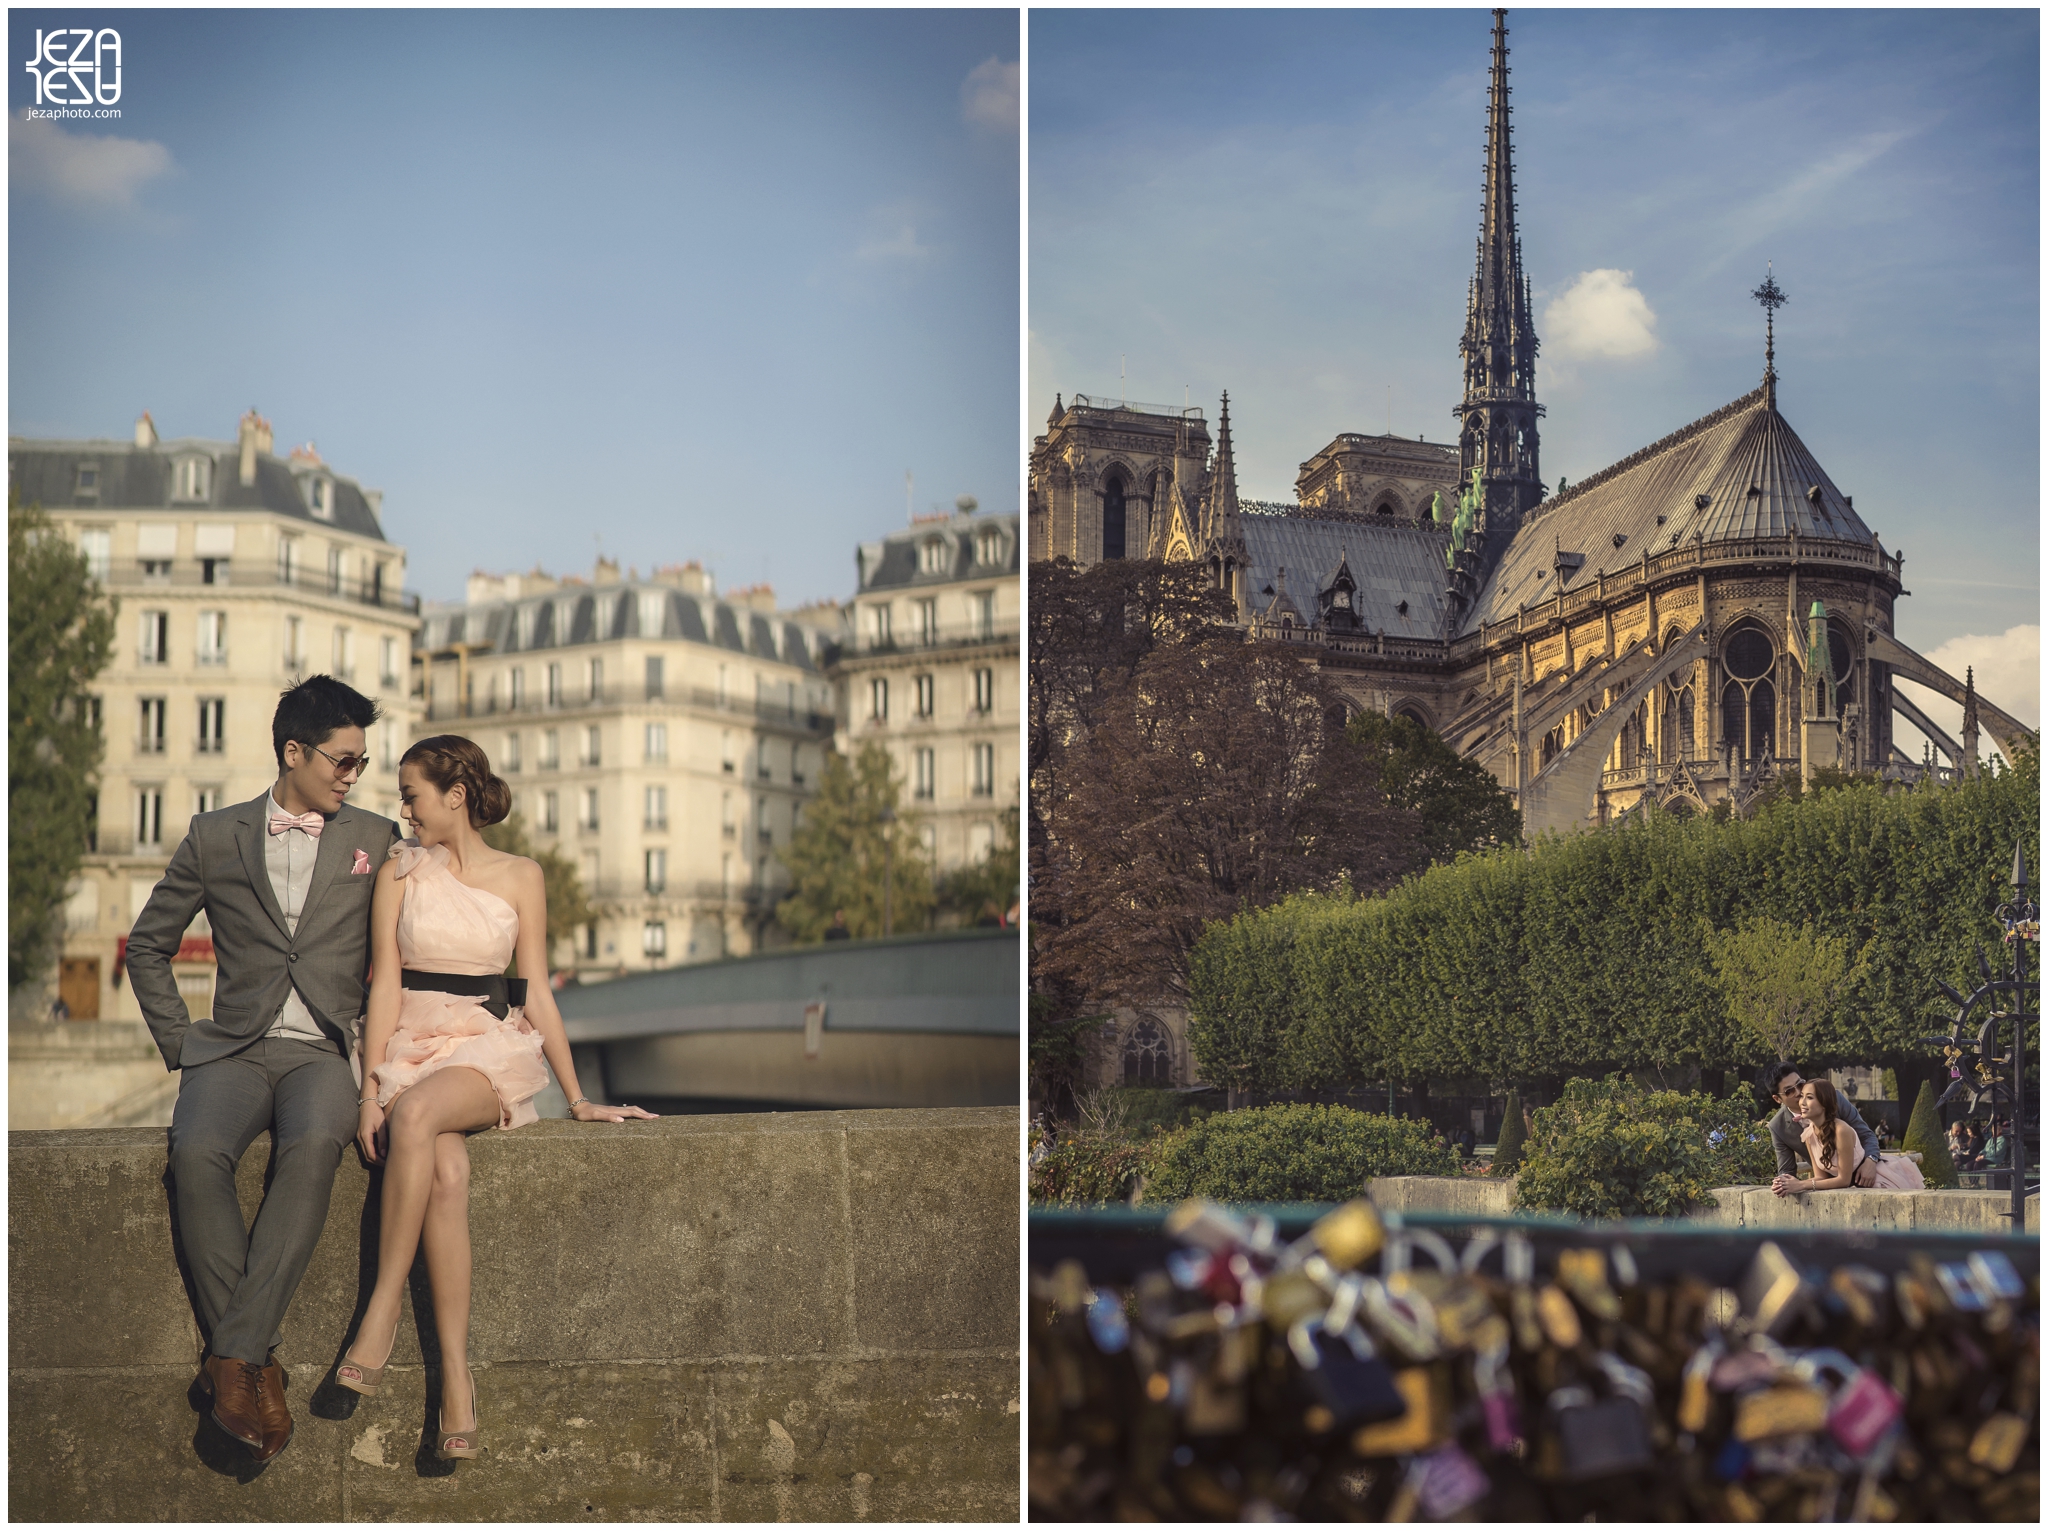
[252, 1357, 293, 1462]
[200, 1355, 265, 1452]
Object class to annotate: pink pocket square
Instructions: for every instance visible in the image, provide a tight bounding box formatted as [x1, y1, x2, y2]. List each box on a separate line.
[351, 849, 372, 875]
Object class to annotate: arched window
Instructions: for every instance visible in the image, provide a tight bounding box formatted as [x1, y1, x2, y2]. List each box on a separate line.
[1661, 678, 1694, 763]
[1374, 498, 1397, 516]
[1102, 479, 1127, 561]
[1719, 625, 1776, 760]
[1123, 1018, 1169, 1085]
[1826, 621, 1855, 716]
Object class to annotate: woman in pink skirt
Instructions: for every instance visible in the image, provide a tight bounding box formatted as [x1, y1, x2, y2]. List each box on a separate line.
[336, 736, 655, 1460]
[1789, 1077, 1925, 1193]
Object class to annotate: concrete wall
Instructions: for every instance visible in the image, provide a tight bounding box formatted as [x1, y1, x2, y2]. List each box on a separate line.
[1368, 1175, 2039, 1235]
[9, 1106, 1019, 1522]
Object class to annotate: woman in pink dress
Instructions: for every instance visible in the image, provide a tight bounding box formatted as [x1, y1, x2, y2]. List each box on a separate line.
[1787, 1077, 1925, 1194]
[336, 736, 655, 1460]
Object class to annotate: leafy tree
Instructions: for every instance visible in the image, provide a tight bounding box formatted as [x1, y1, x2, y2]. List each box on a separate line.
[9, 496, 115, 995]
[938, 802, 1019, 925]
[481, 812, 599, 970]
[1901, 1078, 1958, 1188]
[1035, 634, 1416, 1013]
[1028, 992, 1105, 1121]
[774, 741, 932, 940]
[1346, 709, 1521, 868]
[1491, 1088, 1528, 1174]
[1707, 916, 1860, 1065]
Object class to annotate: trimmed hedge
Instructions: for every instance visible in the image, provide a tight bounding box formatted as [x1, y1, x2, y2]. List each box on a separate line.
[1492, 1089, 1527, 1174]
[1188, 756, 2038, 1092]
[1902, 1078, 1959, 1189]
[1029, 1131, 1152, 1206]
[1144, 1104, 1459, 1204]
[1513, 1075, 1769, 1219]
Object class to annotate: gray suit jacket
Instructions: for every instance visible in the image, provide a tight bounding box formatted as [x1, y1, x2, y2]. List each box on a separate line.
[1771, 1094, 1882, 1179]
[126, 792, 402, 1080]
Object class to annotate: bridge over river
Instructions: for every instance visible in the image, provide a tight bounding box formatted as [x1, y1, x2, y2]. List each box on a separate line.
[545, 927, 1018, 1113]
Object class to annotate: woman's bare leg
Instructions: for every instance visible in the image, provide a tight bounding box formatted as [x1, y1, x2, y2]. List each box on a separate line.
[422, 1129, 478, 1432]
[347, 1068, 499, 1382]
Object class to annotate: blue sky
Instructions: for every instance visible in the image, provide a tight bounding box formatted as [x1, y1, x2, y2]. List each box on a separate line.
[11, 8, 1019, 608]
[1031, 8, 2039, 743]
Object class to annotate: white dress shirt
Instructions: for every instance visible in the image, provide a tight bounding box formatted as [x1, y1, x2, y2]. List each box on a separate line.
[262, 791, 331, 1045]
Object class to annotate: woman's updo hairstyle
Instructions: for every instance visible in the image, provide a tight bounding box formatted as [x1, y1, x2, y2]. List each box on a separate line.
[400, 735, 512, 827]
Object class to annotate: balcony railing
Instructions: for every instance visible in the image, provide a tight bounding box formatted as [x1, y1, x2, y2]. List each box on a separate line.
[419, 682, 833, 732]
[96, 560, 421, 615]
[854, 625, 1017, 657]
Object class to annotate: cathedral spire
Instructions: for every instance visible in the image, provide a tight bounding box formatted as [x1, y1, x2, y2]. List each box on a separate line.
[1752, 264, 1786, 410]
[1206, 390, 1241, 540]
[1454, 8, 1543, 556]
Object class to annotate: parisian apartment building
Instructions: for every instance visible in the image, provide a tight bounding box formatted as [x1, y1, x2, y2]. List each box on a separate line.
[10, 410, 421, 1027]
[414, 561, 844, 972]
[828, 506, 1020, 881]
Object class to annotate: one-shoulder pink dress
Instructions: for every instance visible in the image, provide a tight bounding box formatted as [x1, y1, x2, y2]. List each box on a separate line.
[368, 840, 550, 1130]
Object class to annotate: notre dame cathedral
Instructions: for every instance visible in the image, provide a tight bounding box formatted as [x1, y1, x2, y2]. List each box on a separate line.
[1031, 9, 2028, 859]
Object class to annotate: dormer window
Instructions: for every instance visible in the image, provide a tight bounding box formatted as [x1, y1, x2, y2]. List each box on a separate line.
[174, 456, 213, 502]
[1333, 589, 1351, 609]
[74, 464, 99, 498]
[919, 538, 946, 575]
[975, 527, 1003, 566]
[308, 478, 333, 520]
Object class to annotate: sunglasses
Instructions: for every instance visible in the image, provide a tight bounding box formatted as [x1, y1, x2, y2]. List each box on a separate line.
[300, 741, 369, 779]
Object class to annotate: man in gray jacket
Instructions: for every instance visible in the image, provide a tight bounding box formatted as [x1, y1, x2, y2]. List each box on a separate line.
[1763, 1061, 1882, 1194]
[127, 675, 400, 1462]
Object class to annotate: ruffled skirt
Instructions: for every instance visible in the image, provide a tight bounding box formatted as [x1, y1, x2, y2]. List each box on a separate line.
[370, 988, 550, 1131]
[1866, 1153, 1926, 1191]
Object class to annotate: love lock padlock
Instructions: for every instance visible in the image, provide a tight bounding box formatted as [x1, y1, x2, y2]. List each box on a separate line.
[1795, 1347, 1903, 1461]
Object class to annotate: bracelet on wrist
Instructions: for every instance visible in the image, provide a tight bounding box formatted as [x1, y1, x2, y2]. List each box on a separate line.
[569, 1097, 589, 1110]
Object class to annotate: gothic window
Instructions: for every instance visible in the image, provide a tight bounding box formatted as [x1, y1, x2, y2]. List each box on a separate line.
[1719, 625, 1777, 760]
[1827, 621, 1855, 716]
[1375, 498, 1396, 516]
[1123, 1018, 1170, 1086]
[1102, 479, 1127, 561]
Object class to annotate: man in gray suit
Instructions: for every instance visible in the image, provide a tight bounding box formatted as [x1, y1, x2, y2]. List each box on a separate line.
[128, 675, 400, 1462]
[1762, 1061, 1882, 1195]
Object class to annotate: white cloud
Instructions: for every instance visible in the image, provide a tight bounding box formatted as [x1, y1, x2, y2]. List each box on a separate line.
[1891, 624, 2039, 761]
[961, 56, 1018, 135]
[855, 222, 932, 265]
[1542, 268, 1660, 361]
[10, 109, 173, 209]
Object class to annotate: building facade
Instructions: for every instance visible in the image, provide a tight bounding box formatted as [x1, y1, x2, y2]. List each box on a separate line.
[414, 560, 842, 972]
[1033, 10, 2031, 1091]
[828, 507, 1020, 884]
[11, 410, 421, 1030]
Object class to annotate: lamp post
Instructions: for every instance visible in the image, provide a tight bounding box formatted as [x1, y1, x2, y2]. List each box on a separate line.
[879, 804, 896, 938]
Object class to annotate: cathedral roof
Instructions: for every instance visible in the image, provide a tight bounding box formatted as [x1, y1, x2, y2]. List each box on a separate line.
[1241, 508, 1450, 641]
[1460, 383, 1874, 634]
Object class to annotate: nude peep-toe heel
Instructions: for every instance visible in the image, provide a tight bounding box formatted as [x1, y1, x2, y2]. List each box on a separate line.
[437, 1376, 484, 1461]
[336, 1340, 388, 1397]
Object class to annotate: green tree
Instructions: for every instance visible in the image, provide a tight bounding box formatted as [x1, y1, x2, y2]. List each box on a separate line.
[1512, 1075, 1726, 1219]
[774, 741, 932, 940]
[9, 496, 116, 995]
[1346, 709, 1522, 868]
[938, 802, 1019, 925]
[1707, 916, 1858, 1065]
[1901, 1078, 1958, 1189]
[481, 812, 599, 969]
[1491, 1089, 1528, 1174]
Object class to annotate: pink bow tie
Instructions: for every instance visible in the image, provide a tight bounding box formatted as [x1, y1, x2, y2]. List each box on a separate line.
[268, 811, 325, 838]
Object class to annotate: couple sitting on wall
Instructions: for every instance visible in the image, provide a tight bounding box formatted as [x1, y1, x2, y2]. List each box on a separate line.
[1760, 1061, 1924, 1197]
[126, 676, 656, 1467]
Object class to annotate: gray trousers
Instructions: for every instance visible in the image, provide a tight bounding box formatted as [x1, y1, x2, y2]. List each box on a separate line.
[168, 1036, 357, 1364]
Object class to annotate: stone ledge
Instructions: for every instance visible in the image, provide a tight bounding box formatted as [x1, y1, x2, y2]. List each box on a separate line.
[8, 1107, 1019, 1521]
[1367, 1175, 2038, 1234]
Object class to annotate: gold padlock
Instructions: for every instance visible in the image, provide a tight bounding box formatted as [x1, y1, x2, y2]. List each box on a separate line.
[1260, 1270, 1325, 1329]
[1967, 1412, 2029, 1474]
[1536, 1284, 1583, 1350]
[1310, 1199, 1384, 1270]
[1557, 1248, 1622, 1322]
[1733, 1382, 1829, 1442]
[1350, 1365, 1450, 1457]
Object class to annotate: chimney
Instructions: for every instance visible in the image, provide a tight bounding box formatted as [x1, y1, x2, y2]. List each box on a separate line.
[594, 556, 621, 586]
[653, 560, 714, 596]
[237, 408, 270, 486]
[134, 411, 157, 448]
[467, 570, 504, 606]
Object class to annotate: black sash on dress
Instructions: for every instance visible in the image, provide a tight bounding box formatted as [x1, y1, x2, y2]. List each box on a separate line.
[401, 970, 527, 1020]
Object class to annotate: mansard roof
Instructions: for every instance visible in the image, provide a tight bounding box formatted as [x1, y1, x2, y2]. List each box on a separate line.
[1461, 384, 1875, 635]
[1241, 506, 1451, 641]
[9, 435, 389, 541]
[420, 583, 830, 670]
[856, 509, 1020, 594]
